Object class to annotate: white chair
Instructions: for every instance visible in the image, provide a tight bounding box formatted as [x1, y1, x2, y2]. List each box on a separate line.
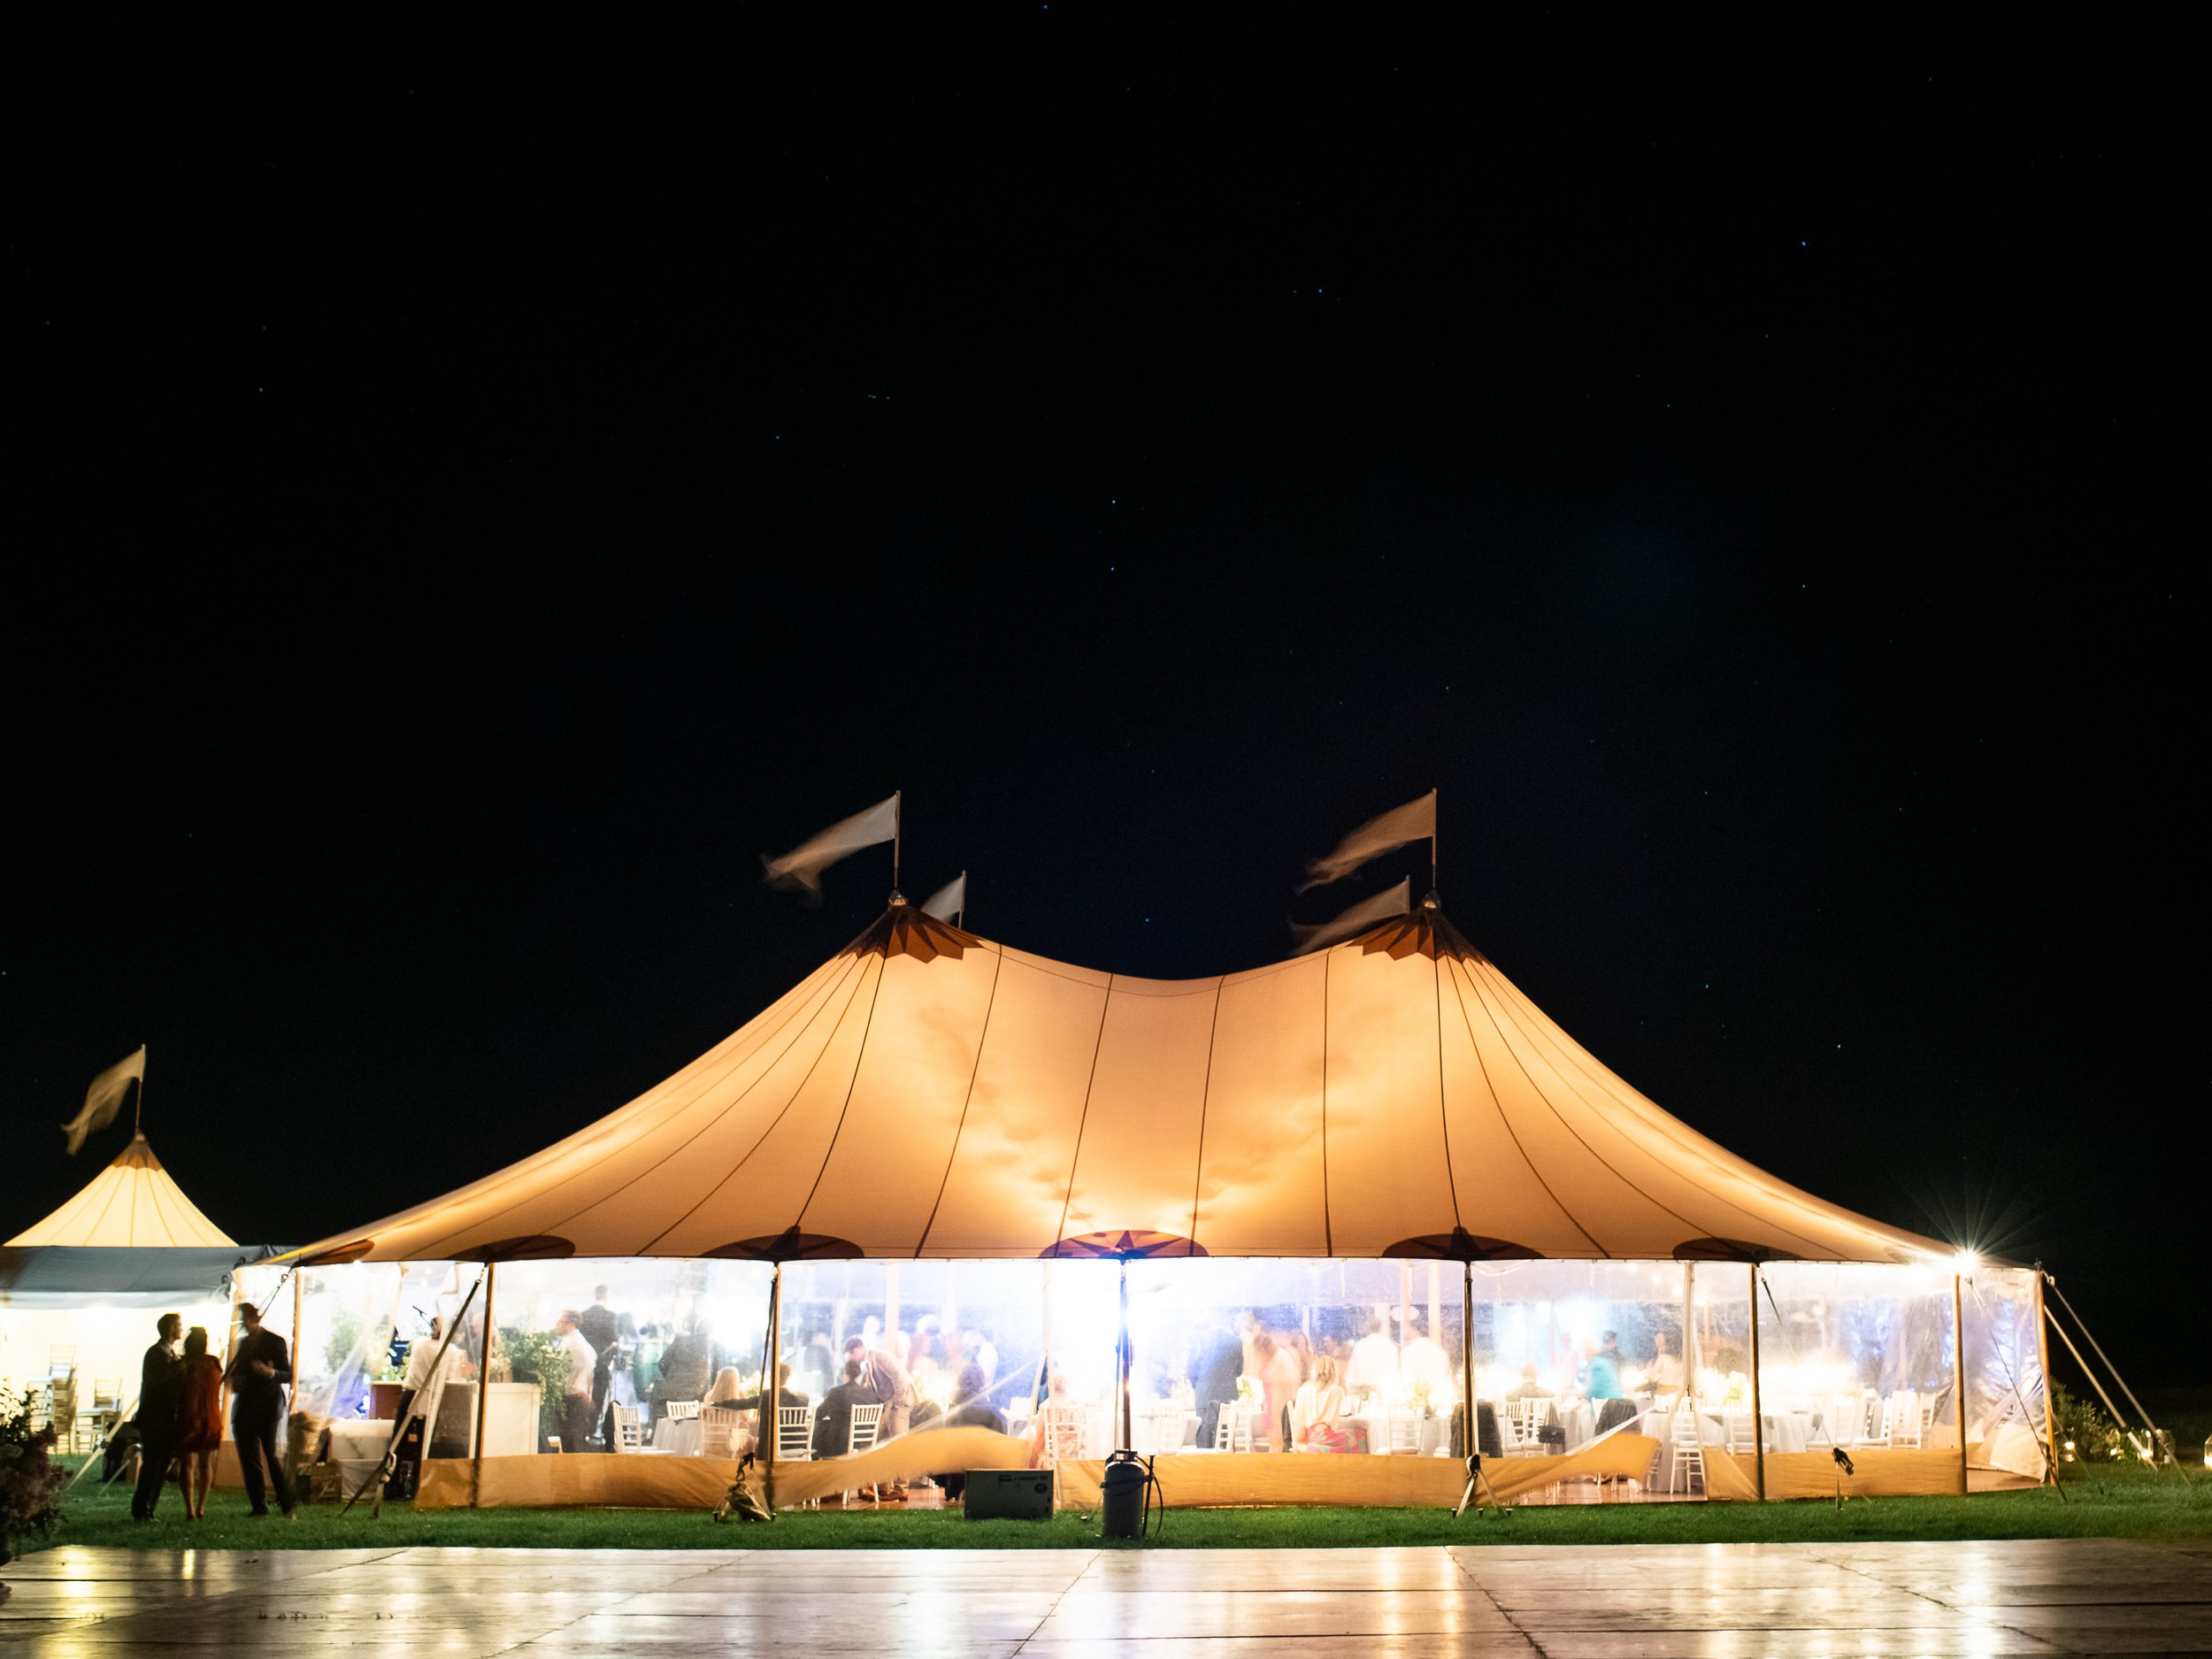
[1725, 1409, 1757, 1455]
[610, 1403, 643, 1452]
[776, 1405, 814, 1462]
[1883, 1391, 1918, 1448]
[837, 1402, 887, 1508]
[1209, 1406, 1236, 1450]
[1667, 1408, 1706, 1494]
[1385, 1408, 1423, 1455]
[1505, 1399, 1545, 1455]
[664, 1399, 702, 1421]
[1036, 1405, 1087, 1470]
[1856, 1394, 1891, 1448]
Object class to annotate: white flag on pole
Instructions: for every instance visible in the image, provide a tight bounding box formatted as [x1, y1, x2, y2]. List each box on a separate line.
[63, 1045, 145, 1155]
[920, 871, 967, 922]
[762, 793, 899, 895]
[1292, 877, 1411, 955]
[1300, 789, 1437, 890]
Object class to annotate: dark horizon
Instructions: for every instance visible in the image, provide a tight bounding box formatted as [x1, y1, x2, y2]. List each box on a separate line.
[7, 47, 2194, 1391]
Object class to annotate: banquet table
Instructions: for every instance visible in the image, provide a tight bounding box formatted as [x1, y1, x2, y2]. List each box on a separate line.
[1647, 1406, 1816, 1488]
[654, 1417, 702, 1455]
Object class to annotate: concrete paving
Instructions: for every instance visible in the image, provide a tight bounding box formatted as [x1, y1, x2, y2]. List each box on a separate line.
[2, 1539, 2208, 1655]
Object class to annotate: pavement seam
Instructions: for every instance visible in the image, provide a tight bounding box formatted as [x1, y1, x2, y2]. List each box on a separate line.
[1005, 1547, 1100, 1654]
[1802, 1544, 2085, 1657]
[1447, 1545, 1553, 1657]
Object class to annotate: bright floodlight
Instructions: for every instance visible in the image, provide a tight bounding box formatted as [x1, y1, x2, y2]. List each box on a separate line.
[1951, 1249, 1981, 1278]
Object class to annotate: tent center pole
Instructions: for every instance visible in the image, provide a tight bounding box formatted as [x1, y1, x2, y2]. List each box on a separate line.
[472, 1262, 497, 1509]
[1460, 1261, 1476, 1472]
[764, 1262, 782, 1511]
[1117, 1257, 1132, 1451]
[1953, 1271, 1970, 1495]
[1747, 1263, 1766, 1502]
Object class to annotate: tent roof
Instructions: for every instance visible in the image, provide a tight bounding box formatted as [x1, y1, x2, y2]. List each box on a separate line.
[6, 1133, 237, 1249]
[292, 903, 1947, 1267]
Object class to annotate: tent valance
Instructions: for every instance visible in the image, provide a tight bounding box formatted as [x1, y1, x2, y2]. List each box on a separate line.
[290, 903, 1945, 1268]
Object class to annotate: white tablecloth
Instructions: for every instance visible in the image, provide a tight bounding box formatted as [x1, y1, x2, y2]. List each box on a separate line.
[655, 1417, 702, 1455]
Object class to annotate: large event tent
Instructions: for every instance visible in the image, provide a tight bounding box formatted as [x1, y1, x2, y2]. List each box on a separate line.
[2, 1133, 275, 1430]
[276, 900, 2053, 1508]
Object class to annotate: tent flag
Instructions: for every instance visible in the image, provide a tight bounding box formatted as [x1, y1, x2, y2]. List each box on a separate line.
[1293, 876, 1411, 955]
[1301, 789, 1436, 891]
[920, 871, 966, 922]
[761, 793, 898, 895]
[63, 1044, 144, 1155]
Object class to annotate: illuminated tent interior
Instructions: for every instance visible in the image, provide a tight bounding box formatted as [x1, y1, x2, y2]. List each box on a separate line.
[2, 1133, 273, 1430]
[264, 901, 2052, 1509]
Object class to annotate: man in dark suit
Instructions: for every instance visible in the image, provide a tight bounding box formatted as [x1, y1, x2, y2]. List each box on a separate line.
[130, 1312, 183, 1520]
[227, 1301, 296, 1517]
[810, 1357, 874, 1458]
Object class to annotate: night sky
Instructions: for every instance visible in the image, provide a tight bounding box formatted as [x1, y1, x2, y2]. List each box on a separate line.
[9, 48, 2196, 1386]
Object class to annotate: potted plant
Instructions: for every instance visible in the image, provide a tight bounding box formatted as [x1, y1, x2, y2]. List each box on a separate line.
[0, 1386, 69, 1571]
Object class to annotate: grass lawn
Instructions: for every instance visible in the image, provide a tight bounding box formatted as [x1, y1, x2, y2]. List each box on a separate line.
[19, 1462, 2211, 1555]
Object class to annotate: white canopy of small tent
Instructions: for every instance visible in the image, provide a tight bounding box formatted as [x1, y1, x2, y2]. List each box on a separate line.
[6, 1133, 234, 1249]
[292, 902, 1945, 1269]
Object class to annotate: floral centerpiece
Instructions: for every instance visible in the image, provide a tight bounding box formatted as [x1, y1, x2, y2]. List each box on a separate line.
[1, 1386, 68, 1569]
[1410, 1379, 1433, 1417]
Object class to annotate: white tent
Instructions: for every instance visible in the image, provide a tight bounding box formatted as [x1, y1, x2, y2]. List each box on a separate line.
[7, 1133, 234, 1249]
[294, 902, 1943, 1268]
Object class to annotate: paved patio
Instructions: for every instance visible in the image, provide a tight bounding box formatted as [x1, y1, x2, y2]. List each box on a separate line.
[3, 1538, 2208, 1655]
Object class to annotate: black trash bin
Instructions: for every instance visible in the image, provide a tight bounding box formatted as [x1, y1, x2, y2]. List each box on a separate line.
[1100, 1450, 1154, 1540]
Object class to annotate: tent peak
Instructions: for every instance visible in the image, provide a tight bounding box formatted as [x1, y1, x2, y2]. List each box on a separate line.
[841, 902, 978, 964]
[1349, 897, 1484, 963]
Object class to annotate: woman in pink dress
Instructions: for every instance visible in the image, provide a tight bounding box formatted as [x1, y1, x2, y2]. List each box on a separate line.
[1250, 1330, 1302, 1452]
[172, 1325, 225, 1519]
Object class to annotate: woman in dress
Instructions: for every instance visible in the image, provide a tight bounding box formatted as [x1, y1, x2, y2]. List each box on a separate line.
[173, 1325, 225, 1519]
[1290, 1353, 1351, 1450]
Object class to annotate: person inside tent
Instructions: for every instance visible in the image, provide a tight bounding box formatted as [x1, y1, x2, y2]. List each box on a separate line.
[1291, 1353, 1354, 1451]
[1249, 1327, 1302, 1452]
[550, 1310, 597, 1454]
[810, 1357, 874, 1458]
[1346, 1309, 1401, 1400]
[1400, 1310, 1454, 1404]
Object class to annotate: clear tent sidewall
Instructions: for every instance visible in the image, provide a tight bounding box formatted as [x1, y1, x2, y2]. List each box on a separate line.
[234, 1253, 2049, 1508]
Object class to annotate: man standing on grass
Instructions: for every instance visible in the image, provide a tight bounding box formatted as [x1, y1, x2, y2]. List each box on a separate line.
[129, 1311, 183, 1520]
[227, 1302, 295, 1517]
[552, 1310, 596, 1454]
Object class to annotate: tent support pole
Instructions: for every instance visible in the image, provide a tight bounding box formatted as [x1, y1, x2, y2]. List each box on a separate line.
[472, 1262, 497, 1509]
[291, 1268, 305, 1380]
[1117, 1257, 1132, 1451]
[1953, 1271, 1970, 1495]
[1747, 1263, 1766, 1502]
[2035, 1269, 2061, 1486]
[1460, 1260, 1476, 1475]
[764, 1262, 782, 1512]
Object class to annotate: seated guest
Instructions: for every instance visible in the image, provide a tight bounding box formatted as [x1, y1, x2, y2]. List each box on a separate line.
[719, 1361, 808, 1412]
[651, 1324, 712, 1420]
[811, 1358, 874, 1459]
[1646, 1331, 1685, 1396]
[1506, 1363, 1546, 1402]
[1291, 1354, 1349, 1448]
[942, 1363, 1008, 1501]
